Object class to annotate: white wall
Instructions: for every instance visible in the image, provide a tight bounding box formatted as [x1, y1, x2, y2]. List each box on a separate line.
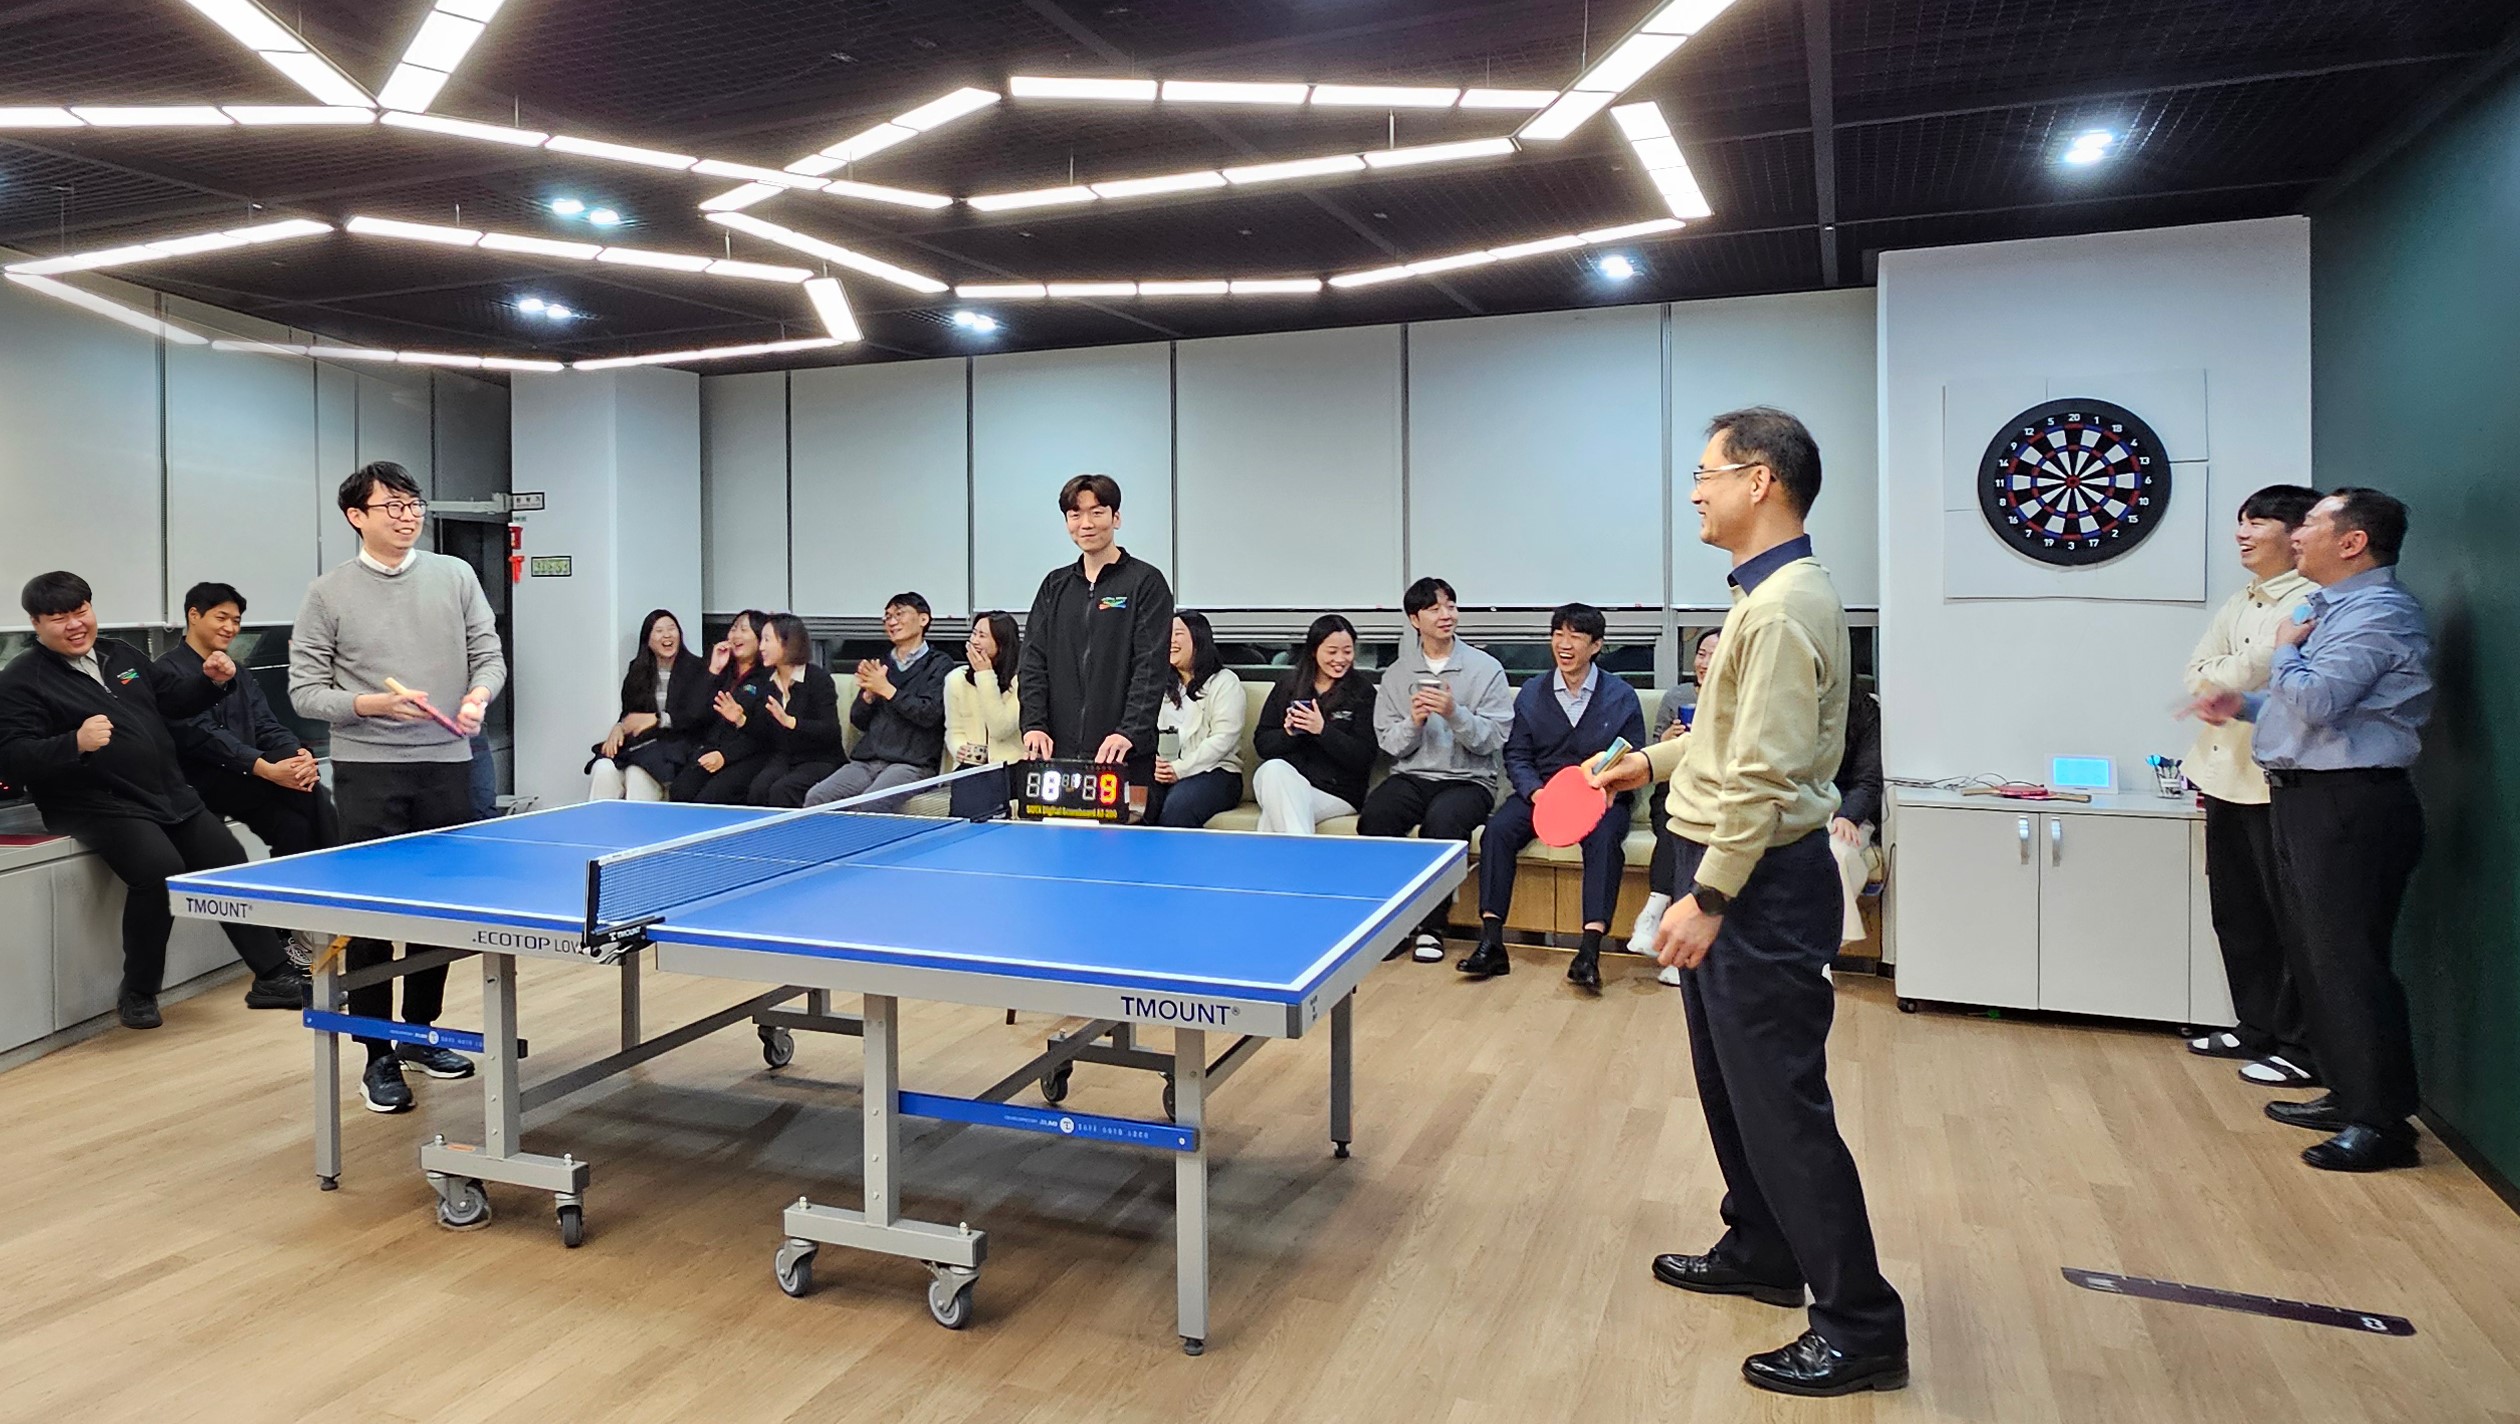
[509, 369, 702, 807]
[972, 343, 1173, 614]
[1876, 217, 2313, 785]
[697, 290, 1879, 620]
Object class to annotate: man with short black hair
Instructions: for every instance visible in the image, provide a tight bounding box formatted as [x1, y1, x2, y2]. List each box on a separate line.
[1018, 474, 1174, 792]
[159, 581, 338, 864]
[291, 461, 506, 1114]
[1592, 406, 1907, 1396]
[0, 571, 306, 1028]
[2178, 484, 2321, 1084]
[1456, 601, 1645, 992]
[1359, 576, 1514, 961]
[2190, 486, 2433, 1172]
[805, 591, 954, 806]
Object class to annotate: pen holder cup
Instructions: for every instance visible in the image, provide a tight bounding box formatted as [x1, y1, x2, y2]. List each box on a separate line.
[2150, 758, 2186, 798]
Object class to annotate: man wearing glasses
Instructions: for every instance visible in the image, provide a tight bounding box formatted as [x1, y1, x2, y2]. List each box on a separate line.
[1591, 409, 1907, 1396]
[805, 591, 953, 806]
[289, 461, 506, 1115]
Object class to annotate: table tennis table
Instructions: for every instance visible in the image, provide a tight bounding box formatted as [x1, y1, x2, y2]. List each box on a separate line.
[167, 779, 1464, 1353]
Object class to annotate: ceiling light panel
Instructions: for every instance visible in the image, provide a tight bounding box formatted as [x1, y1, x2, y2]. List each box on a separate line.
[1611, 103, 1673, 140]
[182, 0, 299, 52]
[955, 284, 1047, 299]
[1576, 31, 1690, 93]
[1487, 234, 1586, 260]
[1009, 76, 1158, 101]
[704, 259, 814, 283]
[1407, 250, 1497, 275]
[1045, 282, 1137, 298]
[224, 105, 376, 125]
[1327, 266, 1413, 289]
[381, 111, 545, 145]
[71, 107, 234, 126]
[5, 274, 207, 344]
[595, 247, 717, 272]
[400, 11, 486, 74]
[374, 66, 451, 113]
[1517, 88, 1616, 141]
[0, 108, 81, 128]
[546, 134, 697, 169]
[704, 214, 949, 293]
[1309, 85, 1459, 108]
[821, 124, 916, 162]
[258, 49, 372, 108]
[1162, 81, 1310, 105]
[1651, 163, 1713, 219]
[478, 232, 603, 260]
[893, 87, 1000, 132]
[1579, 217, 1687, 242]
[574, 337, 843, 372]
[1222, 153, 1366, 184]
[4, 218, 334, 277]
[1359, 137, 1517, 169]
[1631, 135, 1687, 170]
[345, 215, 483, 246]
[692, 159, 826, 188]
[1640, 0, 1741, 34]
[816, 179, 955, 210]
[1459, 88, 1560, 110]
[803, 278, 862, 342]
[1229, 278, 1324, 294]
[1137, 280, 1229, 296]
[699, 184, 784, 212]
[966, 186, 1099, 212]
[1090, 171, 1227, 199]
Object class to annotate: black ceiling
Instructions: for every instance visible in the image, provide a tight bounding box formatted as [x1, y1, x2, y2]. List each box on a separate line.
[1, 0, 2509, 370]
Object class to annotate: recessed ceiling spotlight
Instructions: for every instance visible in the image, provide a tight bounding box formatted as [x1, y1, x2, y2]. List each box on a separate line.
[951, 310, 1000, 333]
[586, 207, 623, 227]
[1599, 253, 1638, 280]
[516, 295, 545, 312]
[2062, 130, 2116, 166]
[545, 304, 576, 319]
[550, 197, 584, 216]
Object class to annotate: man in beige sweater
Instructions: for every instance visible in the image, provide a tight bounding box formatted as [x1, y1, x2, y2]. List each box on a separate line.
[1593, 408, 1906, 1397]
[2179, 484, 2321, 1086]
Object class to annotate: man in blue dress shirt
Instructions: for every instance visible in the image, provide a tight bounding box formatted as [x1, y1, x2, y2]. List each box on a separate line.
[2190, 487, 2432, 1172]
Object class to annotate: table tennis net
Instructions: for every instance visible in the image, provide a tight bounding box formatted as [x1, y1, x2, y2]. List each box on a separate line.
[587, 807, 948, 938]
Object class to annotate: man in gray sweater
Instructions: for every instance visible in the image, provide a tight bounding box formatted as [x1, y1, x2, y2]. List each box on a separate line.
[290, 461, 506, 1115]
[1357, 576, 1514, 960]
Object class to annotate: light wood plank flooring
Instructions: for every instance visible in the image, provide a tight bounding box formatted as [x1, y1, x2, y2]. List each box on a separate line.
[4, 947, 2517, 1424]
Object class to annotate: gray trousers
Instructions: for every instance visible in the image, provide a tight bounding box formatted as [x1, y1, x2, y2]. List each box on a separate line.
[802, 759, 929, 807]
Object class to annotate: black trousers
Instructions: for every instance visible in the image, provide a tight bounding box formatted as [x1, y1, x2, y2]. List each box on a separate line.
[1358, 774, 1493, 932]
[748, 755, 841, 808]
[196, 772, 340, 859]
[672, 752, 768, 805]
[1479, 790, 1628, 928]
[335, 760, 477, 1059]
[2268, 770, 2425, 1127]
[1648, 785, 1681, 896]
[2200, 795, 2313, 1066]
[1671, 831, 1906, 1355]
[59, 810, 288, 998]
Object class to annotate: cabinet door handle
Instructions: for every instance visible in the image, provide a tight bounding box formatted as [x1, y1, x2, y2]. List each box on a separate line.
[2049, 817, 2063, 865]
[2018, 816, 2031, 862]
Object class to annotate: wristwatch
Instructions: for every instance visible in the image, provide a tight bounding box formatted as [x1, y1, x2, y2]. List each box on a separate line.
[1688, 883, 1732, 917]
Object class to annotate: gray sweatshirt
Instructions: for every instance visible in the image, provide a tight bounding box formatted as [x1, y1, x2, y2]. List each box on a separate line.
[1373, 636, 1513, 786]
[290, 551, 507, 764]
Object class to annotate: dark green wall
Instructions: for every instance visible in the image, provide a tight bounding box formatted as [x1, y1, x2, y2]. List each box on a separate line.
[2312, 54, 2520, 1190]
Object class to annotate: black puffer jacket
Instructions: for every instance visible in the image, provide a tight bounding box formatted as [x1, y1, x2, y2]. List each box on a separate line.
[0, 637, 225, 826]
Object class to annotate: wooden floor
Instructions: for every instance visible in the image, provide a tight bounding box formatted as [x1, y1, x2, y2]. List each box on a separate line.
[4, 947, 2517, 1424]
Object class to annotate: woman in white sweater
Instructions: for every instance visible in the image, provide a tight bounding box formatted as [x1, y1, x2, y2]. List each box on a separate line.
[1147, 611, 1245, 829]
[944, 611, 1023, 819]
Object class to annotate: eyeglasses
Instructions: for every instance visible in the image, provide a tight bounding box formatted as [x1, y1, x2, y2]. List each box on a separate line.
[1690, 462, 1766, 485]
[361, 499, 428, 518]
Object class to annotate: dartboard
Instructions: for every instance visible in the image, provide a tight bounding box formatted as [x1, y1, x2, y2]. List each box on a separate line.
[1978, 398, 2170, 567]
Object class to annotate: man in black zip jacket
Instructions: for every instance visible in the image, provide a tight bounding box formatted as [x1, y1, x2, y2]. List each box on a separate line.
[0, 571, 306, 1029]
[1018, 474, 1175, 790]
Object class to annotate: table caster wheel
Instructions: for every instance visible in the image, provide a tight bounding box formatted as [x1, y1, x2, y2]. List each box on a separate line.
[557, 1203, 585, 1248]
[926, 1265, 977, 1330]
[774, 1239, 816, 1298]
[759, 1024, 794, 1069]
[434, 1177, 491, 1231]
[1181, 1336, 1205, 1357]
[1897, 998, 1919, 1015]
[318, 1175, 339, 1192]
[1333, 1141, 1350, 1159]
[1162, 1076, 1176, 1122]
[1040, 1061, 1073, 1104]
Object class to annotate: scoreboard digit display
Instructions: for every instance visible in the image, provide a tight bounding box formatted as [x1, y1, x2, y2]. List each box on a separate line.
[1016, 760, 1131, 823]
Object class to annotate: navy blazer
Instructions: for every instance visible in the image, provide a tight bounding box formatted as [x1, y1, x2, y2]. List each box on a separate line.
[1502, 668, 1647, 803]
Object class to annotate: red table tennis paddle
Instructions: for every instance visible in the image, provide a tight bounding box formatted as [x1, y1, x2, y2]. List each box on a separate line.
[384, 677, 469, 738]
[1531, 738, 1632, 848]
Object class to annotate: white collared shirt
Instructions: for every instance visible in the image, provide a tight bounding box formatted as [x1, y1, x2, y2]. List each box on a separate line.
[1552, 662, 1600, 724]
[357, 545, 421, 576]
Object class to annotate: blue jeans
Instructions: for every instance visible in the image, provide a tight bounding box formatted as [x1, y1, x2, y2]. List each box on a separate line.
[1147, 768, 1243, 828]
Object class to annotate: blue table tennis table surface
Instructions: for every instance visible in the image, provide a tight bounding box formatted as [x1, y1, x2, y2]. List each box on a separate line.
[175, 800, 1458, 1005]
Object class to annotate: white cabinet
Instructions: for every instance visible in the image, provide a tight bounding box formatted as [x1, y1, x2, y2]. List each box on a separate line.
[1886, 789, 2231, 1026]
[0, 868, 54, 1053]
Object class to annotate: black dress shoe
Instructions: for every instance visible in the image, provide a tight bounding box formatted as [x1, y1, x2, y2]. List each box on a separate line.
[1457, 935, 1510, 979]
[1566, 944, 1602, 992]
[244, 970, 310, 1010]
[117, 991, 162, 1030]
[2266, 1094, 2350, 1132]
[1742, 1331, 1909, 1397]
[1651, 1252, 1803, 1307]
[2302, 1124, 2419, 1172]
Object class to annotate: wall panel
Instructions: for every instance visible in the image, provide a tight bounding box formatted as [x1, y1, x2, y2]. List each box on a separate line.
[790, 361, 969, 617]
[972, 344, 1173, 613]
[701, 371, 789, 614]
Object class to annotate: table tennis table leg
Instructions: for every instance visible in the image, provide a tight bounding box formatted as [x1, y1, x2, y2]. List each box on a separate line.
[1174, 1026, 1209, 1356]
[1329, 992, 1353, 1159]
[618, 947, 642, 1054]
[313, 956, 342, 1191]
[417, 953, 590, 1244]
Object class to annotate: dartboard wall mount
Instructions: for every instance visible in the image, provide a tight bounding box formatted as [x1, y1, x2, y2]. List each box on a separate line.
[1978, 398, 2170, 567]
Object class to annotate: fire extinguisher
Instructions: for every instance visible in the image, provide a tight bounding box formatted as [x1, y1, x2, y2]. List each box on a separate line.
[508, 523, 525, 585]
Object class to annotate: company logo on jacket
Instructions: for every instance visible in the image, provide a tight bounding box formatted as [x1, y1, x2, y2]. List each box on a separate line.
[1098, 595, 1129, 611]
[115, 669, 140, 685]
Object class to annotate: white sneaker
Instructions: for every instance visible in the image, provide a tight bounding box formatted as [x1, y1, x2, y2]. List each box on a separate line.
[1410, 931, 1446, 962]
[1655, 964, 1682, 987]
[1626, 893, 1671, 957]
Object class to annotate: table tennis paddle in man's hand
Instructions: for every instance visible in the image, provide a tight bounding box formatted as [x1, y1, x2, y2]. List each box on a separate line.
[383, 677, 468, 737]
[1531, 738, 1632, 848]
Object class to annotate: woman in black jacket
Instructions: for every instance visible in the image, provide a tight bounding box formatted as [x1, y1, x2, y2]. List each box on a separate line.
[1251, 614, 1377, 834]
[588, 608, 711, 800]
[742, 613, 847, 807]
[670, 610, 772, 803]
